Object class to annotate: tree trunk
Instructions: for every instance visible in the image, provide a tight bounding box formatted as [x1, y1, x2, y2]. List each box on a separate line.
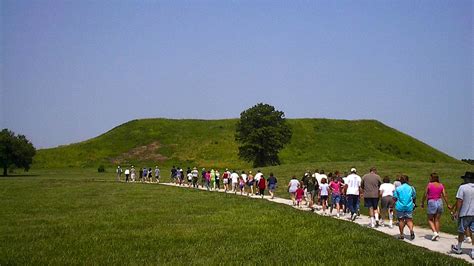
[3, 167, 7, 176]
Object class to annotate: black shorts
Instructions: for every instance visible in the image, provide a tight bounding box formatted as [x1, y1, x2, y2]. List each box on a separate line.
[364, 197, 379, 208]
[321, 195, 329, 201]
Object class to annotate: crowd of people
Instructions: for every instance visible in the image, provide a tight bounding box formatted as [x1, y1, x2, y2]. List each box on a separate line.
[115, 164, 473, 259]
[115, 165, 161, 183]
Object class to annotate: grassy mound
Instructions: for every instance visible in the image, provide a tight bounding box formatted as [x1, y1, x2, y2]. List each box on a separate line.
[0, 172, 468, 265]
[34, 118, 459, 168]
[34, 119, 459, 167]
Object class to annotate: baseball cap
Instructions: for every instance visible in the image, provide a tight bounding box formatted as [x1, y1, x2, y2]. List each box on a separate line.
[350, 168, 357, 173]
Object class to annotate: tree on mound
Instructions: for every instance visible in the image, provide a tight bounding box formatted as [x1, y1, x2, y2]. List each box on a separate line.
[0, 129, 36, 176]
[235, 103, 292, 167]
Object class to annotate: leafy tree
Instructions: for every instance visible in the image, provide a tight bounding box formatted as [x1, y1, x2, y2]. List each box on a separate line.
[0, 129, 36, 176]
[235, 103, 292, 167]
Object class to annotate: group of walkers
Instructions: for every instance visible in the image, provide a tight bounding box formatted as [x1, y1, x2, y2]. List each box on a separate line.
[116, 165, 161, 183]
[169, 166, 278, 199]
[115, 164, 474, 259]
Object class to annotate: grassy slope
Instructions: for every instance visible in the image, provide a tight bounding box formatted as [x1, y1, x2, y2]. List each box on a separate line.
[33, 118, 460, 168]
[0, 171, 468, 265]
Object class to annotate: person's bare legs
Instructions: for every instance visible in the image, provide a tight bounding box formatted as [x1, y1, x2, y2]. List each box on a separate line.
[398, 218, 406, 238]
[428, 214, 437, 233]
[434, 213, 441, 233]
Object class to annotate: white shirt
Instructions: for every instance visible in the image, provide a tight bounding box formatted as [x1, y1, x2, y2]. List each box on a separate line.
[346, 173, 362, 195]
[187, 173, 192, 180]
[320, 183, 329, 196]
[289, 179, 300, 193]
[255, 173, 263, 181]
[241, 174, 248, 182]
[124, 169, 130, 175]
[456, 183, 474, 217]
[231, 172, 239, 183]
[342, 177, 348, 185]
[379, 183, 395, 197]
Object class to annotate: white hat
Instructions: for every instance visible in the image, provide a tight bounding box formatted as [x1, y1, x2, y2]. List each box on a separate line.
[350, 168, 357, 173]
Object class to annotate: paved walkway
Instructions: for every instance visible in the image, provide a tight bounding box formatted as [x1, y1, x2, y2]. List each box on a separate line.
[160, 182, 473, 263]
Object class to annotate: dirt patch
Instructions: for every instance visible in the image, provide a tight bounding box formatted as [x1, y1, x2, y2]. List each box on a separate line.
[110, 141, 168, 164]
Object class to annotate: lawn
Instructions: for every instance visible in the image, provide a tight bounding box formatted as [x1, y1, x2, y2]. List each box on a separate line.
[0, 168, 469, 265]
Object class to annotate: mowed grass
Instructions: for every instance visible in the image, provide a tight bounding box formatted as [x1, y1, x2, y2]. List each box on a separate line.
[0, 170, 469, 265]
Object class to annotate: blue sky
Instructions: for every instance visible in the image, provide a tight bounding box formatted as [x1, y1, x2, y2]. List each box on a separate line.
[1, 0, 472, 159]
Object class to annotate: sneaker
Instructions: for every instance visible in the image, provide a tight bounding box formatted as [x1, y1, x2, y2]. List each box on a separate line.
[351, 213, 357, 221]
[451, 245, 462, 254]
[398, 235, 404, 240]
[369, 223, 375, 228]
[389, 224, 394, 229]
[410, 231, 415, 240]
[336, 213, 340, 218]
[431, 234, 440, 241]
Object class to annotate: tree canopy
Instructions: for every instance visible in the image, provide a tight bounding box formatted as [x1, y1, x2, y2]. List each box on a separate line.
[0, 129, 36, 176]
[235, 103, 292, 167]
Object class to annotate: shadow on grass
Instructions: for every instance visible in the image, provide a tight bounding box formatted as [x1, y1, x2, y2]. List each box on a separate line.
[0, 174, 40, 178]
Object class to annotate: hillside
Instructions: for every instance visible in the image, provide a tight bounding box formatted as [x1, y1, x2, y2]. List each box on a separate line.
[33, 118, 460, 168]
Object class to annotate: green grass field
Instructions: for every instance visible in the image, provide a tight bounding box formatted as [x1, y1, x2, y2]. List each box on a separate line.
[0, 169, 469, 265]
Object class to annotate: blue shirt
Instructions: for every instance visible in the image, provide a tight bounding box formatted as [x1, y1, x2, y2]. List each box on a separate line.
[393, 183, 416, 212]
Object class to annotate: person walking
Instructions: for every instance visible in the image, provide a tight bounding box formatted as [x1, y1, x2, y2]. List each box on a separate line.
[215, 170, 220, 190]
[211, 169, 216, 190]
[205, 170, 211, 191]
[191, 167, 199, 188]
[241, 171, 248, 194]
[379, 176, 395, 228]
[258, 174, 266, 198]
[239, 176, 245, 195]
[124, 167, 130, 182]
[450, 172, 474, 259]
[222, 169, 229, 192]
[116, 166, 122, 182]
[296, 182, 304, 208]
[329, 175, 343, 217]
[421, 173, 451, 241]
[231, 170, 239, 193]
[361, 167, 382, 227]
[288, 176, 300, 206]
[306, 172, 318, 211]
[393, 175, 417, 240]
[201, 168, 207, 188]
[148, 168, 152, 183]
[171, 166, 177, 183]
[130, 166, 136, 182]
[319, 177, 330, 215]
[247, 171, 255, 196]
[345, 168, 362, 221]
[154, 166, 160, 183]
[267, 173, 277, 199]
[255, 170, 263, 195]
[139, 168, 144, 183]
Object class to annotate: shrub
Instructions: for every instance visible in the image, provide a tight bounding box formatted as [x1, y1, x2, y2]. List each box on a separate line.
[98, 165, 105, 173]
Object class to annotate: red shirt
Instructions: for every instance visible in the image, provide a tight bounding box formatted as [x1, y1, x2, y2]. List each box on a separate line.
[258, 177, 266, 189]
[296, 188, 304, 199]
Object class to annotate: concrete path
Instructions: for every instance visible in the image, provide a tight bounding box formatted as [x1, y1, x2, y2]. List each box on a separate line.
[159, 182, 473, 263]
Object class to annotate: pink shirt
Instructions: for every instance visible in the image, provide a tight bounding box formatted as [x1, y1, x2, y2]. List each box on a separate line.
[329, 181, 341, 195]
[427, 183, 444, 200]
